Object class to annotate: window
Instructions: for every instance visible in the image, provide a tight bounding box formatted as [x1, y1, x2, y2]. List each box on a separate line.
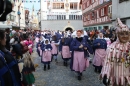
[88, 15, 90, 20]
[73, 15, 75, 20]
[79, 4, 82, 9]
[121, 20, 126, 24]
[60, 3, 64, 9]
[83, 16, 86, 21]
[57, 15, 59, 20]
[74, 3, 77, 9]
[47, 3, 50, 9]
[119, 0, 129, 3]
[70, 3, 77, 10]
[101, 8, 104, 16]
[108, 5, 112, 13]
[59, 15, 61, 20]
[69, 15, 72, 20]
[70, 3, 73, 9]
[69, 15, 82, 20]
[64, 15, 66, 20]
[97, 10, 99, 18]
[47, 15, 49, 20]
[57, 3, 60, 9]
[10, 15, 14, 21]
[53, 3, 56, 9]
[53, 3, 64, 9]
[81, 15, 82, 20]
[92, 12, 95, 19]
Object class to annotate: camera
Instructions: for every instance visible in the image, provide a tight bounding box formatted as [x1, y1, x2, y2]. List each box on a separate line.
[0, 0, 13, 21]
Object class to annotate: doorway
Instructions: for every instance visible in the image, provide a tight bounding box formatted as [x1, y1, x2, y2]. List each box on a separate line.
[65, 27, 73, 32]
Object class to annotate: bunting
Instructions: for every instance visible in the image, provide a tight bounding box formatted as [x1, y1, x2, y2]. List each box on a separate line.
[13, 0, 41, 3]
[22, 0, 40, 3]
[13, 0, 65, 3]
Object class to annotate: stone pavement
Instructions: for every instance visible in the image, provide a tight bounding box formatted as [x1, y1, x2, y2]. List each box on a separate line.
[31, 48, 104, 86]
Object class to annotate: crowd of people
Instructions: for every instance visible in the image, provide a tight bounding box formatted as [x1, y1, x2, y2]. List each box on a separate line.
[0, 29, 36, 86]
[0, 18, 130, 86]
[35, 18, 130, 86]
[1, 1, 130, 86]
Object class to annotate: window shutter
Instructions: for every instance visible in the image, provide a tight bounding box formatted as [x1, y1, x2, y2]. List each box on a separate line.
[94, 11, 97, 19]
[104, 6, 108, 16]
[99, 9, 101, 17]
[90, 0, 91, 5]
[90, 13, 92, 20]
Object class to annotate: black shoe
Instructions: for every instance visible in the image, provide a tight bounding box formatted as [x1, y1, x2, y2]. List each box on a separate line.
[48, 64, 50, 70]
[98, 66, 102, 73]
[66, 62, 68, 67]
[44, 65, 46, 71]
[63, 61, 66, 66]
[80, 73, 82, 76]
[78, 76, 81, 80]
[94, 67, 98, 73]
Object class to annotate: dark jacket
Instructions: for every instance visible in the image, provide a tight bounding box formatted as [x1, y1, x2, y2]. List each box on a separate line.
[0, 50, 22, 86]
[5, 33, 10, 50]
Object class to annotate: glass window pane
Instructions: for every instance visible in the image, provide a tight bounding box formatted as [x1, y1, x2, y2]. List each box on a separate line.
[74, 3, 77, 9]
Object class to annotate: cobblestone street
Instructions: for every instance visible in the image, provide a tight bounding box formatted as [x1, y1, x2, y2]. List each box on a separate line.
[31, 47, 104, 86]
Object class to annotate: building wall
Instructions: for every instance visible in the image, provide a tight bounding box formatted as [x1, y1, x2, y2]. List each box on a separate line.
[112, 0, 130, 20]
[41, 20, 83, 31]
[40, 0, 83, 30]
[0, 1, 25, 29]
[82, 0, 112, 30]
[40, 0, 82, 20]
[112, 0, 130, 27]
[14, 2, 25, 28]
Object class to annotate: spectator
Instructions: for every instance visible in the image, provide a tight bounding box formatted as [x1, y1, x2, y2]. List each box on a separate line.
[0, 29, 22, 86]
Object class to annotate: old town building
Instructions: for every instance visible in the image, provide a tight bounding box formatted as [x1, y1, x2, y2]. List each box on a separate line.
[112, 0, 130, 27]
[0, 0, 25, 29]
[39, 0, 83, 31]
[81, 0, 112, 31]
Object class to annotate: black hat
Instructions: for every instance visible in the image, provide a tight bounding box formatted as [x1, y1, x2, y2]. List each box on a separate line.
[0, 0, 13, 21]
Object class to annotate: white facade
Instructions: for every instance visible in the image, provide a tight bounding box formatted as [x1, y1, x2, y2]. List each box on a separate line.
[112, 0, 130, 27]
[0, 1, 25, 29]
[40, 0, 83, 30]
[40, 0, 82, 20]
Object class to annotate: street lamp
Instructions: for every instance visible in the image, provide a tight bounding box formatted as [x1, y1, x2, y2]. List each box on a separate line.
[40, 0, 41, 31]
[18, 6, 20, 27]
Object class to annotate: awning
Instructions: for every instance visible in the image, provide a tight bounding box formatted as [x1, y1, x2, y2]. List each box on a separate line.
[12, 26, 20, 30]
[0, 25, 12, 29]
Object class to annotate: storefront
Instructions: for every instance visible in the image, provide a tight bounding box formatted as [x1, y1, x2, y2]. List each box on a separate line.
[84, 23, 112, 31]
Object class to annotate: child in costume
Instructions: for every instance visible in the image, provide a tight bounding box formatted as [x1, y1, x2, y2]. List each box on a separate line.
[93, 32, 107, 73]
[51, 35, 59, 63]
[41, 39, 52, 71]
[22, 52, 35, 86]
[100, 18, 130, 86]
